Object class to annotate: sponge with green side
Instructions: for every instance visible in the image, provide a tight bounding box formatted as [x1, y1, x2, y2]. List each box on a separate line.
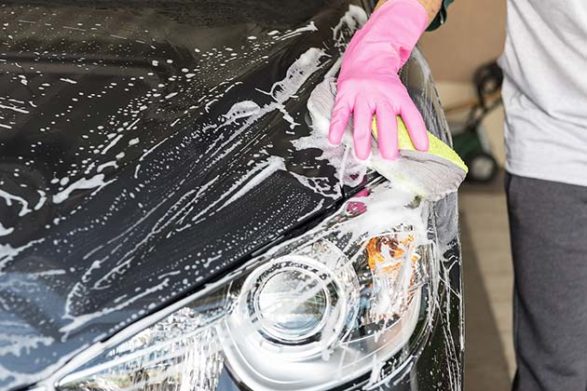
[308, 78, 468, 201]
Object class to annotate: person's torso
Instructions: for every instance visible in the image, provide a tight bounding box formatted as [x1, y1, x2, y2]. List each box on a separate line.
[499, 0, 587, 186]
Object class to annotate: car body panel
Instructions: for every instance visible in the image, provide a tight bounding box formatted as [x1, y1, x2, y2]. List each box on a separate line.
[0, 1, 463, 390]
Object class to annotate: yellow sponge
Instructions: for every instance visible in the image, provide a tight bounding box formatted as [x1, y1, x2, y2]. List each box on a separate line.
[372, 117, 468, 173]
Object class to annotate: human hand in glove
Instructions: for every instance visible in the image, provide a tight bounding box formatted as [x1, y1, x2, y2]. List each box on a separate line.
[329, 0, 432, 160]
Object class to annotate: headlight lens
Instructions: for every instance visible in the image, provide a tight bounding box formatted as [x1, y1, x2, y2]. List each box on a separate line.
[243, 254, 353, 346]
[254, 261, 330, 341]
[56, 181, 438, 391]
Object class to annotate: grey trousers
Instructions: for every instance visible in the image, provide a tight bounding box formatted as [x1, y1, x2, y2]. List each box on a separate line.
[506, 173, 587, 391]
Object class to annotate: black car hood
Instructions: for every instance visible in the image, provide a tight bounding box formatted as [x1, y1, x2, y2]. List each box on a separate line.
[0, 1, 378, 389]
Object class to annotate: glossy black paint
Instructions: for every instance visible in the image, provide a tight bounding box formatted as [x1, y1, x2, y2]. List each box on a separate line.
[0, 1, 462, 390]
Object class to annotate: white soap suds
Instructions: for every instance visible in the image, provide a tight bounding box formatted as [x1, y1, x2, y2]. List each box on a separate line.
[0, 103, 29, 114]
[52, 174, 109, 204]
[222, 156, 285, 207]
[0, 189, 32, 217]
[0, 222, 14, 236]
[277, 21, 319, 41]
[59, 78, 77, 84]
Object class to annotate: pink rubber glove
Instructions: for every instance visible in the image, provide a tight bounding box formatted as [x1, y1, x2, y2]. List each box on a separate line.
[329, 0, 430, 160]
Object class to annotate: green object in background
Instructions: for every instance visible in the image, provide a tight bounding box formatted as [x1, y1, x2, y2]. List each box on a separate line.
[452, 129, 499, 183]
[447, 61, 503, 183]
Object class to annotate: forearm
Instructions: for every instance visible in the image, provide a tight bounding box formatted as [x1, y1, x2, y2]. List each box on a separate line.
[375, 0, 442, 24]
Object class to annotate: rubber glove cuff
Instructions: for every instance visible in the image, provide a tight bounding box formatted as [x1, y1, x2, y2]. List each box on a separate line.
[339, 0, 429, 79]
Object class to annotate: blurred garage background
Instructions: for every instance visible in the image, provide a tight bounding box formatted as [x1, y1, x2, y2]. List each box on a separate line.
[420, 1, 513, 389]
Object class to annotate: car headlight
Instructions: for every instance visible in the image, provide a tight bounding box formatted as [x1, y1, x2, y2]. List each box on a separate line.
[56, 180, 438, 391]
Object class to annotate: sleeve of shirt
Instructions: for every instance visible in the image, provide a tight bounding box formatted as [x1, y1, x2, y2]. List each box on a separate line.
[427, 0, 453, 30]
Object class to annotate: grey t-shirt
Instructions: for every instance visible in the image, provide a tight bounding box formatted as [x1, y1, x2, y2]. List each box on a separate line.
[499, 0, 587, 187]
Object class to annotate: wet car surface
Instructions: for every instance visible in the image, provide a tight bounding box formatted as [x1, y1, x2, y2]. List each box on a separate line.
[0, 1, 463, 390]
